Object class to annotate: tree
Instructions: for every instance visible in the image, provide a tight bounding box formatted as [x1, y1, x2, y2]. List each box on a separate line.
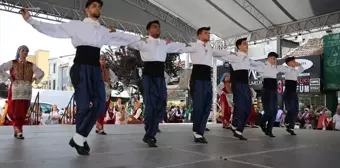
[0, 83, 8, 98]
[102, 46, 183, 95]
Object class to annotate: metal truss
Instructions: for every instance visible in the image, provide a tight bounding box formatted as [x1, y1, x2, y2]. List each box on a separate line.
[212, 10, 340, 49]
[0, 0, 193, 43]
[122, 0, 196, 37]
[232, 0, 273, 29]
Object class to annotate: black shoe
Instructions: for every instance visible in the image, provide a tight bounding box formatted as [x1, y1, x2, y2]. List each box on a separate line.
[233, 132, 247, 140]
[267, 131, 275, 138]
[143, 136, 157, 147]
[205, 128, 210, 131]
[95, 130, 107, 135]
[69, 138, 89, 155]
[260, 124, 267, 134]
[14, 133, 25, 140]
[157, 129, 161, 133]
[286, 128, 297, 136]
[151, 136, 157, 143]
[200, 137, 208, 144]
[194, 136, 201, 143]
[84, 141, 90, 152]
[193, 136, 207, 143]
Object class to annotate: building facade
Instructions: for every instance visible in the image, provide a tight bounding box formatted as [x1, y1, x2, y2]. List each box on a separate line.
[26, 50, 50, 89]
[48, 55, 74, 91]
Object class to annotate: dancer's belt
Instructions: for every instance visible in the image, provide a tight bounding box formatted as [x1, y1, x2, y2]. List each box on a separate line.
[191, 64, 212, 80]
[143, 61, 164, 77]
[285, 80, 297, 92]
[231, 70, 248, 84]
[263, 78, 277, 90]
[74, 45, 101, 65]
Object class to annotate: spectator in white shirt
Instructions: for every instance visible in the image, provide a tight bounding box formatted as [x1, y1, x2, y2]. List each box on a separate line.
[274, 108, 283, 127]
[333, 105, 340, 131]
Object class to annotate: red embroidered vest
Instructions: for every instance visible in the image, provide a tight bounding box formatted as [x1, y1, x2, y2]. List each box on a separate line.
[12, 60, 33, 82]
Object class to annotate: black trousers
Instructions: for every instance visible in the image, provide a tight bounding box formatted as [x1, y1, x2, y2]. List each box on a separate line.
[283, 91, 299, 129]
[143, 75, 166, 137]
[231, 82, 252, 133]
[190, 79, 212, 135]
[71, 64, 106, 137]
[261, 88, 278, 131]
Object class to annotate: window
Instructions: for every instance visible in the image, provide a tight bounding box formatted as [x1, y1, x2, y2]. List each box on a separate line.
[52, 80, 56, 90]
[53, 63, 56, 74]
[48, 80, 51, 89]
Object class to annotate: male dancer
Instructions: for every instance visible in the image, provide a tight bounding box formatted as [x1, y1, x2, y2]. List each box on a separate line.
[252, 52, 295, 137]
[0, 45, 44, 139]
[128, 20, 188, 147]
[95, 55, 118, 135]
[21, 0, 143, 155]
[283, 56, 304, 135]
[180, 27, 246, 143]
[229, 38, 263, 140]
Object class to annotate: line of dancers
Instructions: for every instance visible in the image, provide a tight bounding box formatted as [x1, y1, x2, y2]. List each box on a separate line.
[219, 52, 305, 138]
[0, 0, 304, 155]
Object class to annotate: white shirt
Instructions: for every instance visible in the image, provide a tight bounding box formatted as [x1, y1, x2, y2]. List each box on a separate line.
[134, 108, 142, 119]
[228, 52, 262, 71]
[26, 17, 141, 48]
[252, 61, 291, 79]
[180, 40, 237, 67]
[333, 114, 340, 130]
[128, 36, 186, 62]
[282, 66, 304, 81]
[275, 109, 283, 122]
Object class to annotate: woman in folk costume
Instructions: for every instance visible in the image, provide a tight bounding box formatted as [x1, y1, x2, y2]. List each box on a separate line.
[0, 45, 44, 139]
[95, 55, 118, 135]
[218, 73, 233, 129]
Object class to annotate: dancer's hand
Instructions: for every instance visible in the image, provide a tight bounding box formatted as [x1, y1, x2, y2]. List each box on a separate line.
[108, 27, 116, 33]
[140, 36, 148, 43]
[230, 52, 237, 56]
[20, 8, 30, 21]
[32, 77, 36, 83]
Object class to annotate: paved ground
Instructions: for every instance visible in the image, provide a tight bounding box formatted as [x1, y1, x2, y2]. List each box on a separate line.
[0, 124, 339, 168]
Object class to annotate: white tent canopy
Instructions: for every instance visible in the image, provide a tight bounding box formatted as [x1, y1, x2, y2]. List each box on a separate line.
[2, 0, 340, 43]
[149, 0, 340, 43]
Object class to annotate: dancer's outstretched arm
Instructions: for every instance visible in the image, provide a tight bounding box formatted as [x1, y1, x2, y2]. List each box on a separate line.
[22, 8, 76, 38]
